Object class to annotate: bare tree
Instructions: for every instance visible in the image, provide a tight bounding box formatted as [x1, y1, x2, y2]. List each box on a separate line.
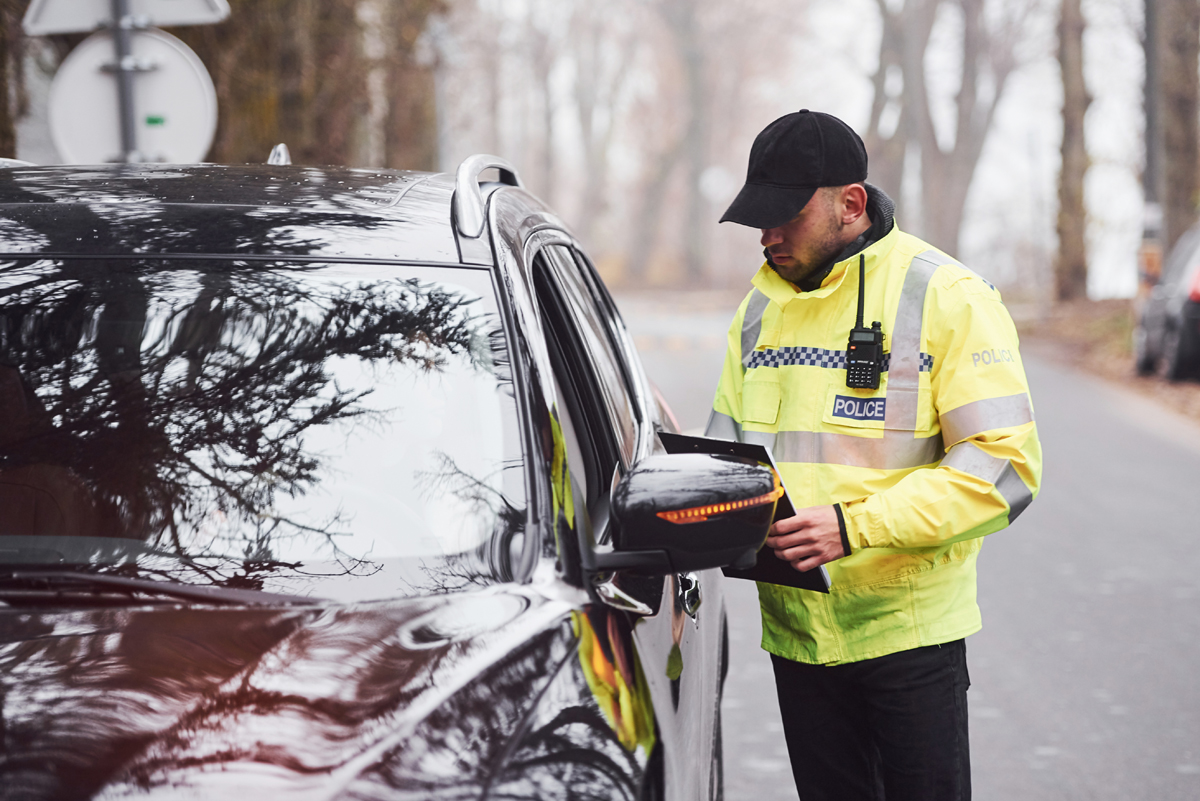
[0, 1, 30, 159]
[624, 0, 790, 283]
[570, 3, 637, 250]
[172, 0, 441, 167]
[863, 0, 1032, 256]
[382, 0, 444, 170]
[1056, 0, 1089, 300]
[435, 0, 798, 286]
[658, 0, 710, 281]
[0, 4, 13, 159]
[1155, 0, 1200, 254]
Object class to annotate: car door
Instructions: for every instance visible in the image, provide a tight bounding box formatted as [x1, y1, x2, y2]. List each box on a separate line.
[530, 238, 725, 801]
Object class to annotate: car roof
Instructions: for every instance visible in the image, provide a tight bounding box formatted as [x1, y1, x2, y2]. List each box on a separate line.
[0, 164, 464, 264]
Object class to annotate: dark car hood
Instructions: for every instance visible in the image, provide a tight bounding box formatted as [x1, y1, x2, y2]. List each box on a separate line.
[0, 587, 577, 800]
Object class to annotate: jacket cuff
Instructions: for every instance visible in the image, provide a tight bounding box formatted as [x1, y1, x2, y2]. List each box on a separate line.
[840, 498, 873, 550]
[833, 504, 851, 557]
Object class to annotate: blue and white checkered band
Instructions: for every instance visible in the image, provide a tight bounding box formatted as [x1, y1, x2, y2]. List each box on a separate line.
[745, 346, 935, 373]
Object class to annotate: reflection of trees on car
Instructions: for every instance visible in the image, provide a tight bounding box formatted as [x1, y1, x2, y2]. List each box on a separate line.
[488, 609, 653, 801]
[409, 447, 527, 593]
[0, 260, 490, 588]
[0, 599, 648, 800]
[0, 167, 407, 260]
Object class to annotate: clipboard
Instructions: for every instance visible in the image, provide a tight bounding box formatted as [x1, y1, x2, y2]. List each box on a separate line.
[657, 431, 831, 593]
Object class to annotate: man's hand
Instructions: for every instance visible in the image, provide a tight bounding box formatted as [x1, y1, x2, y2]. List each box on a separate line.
[766, 505, 846, 573]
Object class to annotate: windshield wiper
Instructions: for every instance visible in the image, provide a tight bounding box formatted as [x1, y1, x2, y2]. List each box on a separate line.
[0, 570, 323, 607]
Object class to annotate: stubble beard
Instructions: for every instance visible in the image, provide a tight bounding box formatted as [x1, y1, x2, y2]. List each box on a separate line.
[770, 212, 848, 286]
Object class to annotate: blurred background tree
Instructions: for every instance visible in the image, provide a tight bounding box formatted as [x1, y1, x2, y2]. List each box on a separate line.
[4, 0, 1197, 299]
[174, 0, 443, 168]
[861, 0, 1033, 258]
[0, 0, 30, 159]
[1149, 0, 1200, 255]
[1056, 0, 1089, 301]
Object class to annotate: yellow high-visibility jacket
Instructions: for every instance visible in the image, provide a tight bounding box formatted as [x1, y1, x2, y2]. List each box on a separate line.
[707, 223, 1042, 665]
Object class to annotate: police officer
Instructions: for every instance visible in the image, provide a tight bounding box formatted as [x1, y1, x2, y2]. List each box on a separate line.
[708, 110, 1043, 800]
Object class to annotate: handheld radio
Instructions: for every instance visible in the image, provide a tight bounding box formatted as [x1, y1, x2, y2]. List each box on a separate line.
[846, 254, 884, 389]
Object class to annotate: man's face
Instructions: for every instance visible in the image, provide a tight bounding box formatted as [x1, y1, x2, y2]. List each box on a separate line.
[760, 188, 851, 285]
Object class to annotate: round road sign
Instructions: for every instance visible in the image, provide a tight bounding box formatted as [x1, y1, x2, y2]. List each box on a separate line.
[49, 28, 218, 164]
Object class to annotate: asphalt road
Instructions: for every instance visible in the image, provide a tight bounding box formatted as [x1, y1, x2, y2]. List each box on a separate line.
[616, 292, 1200, 801]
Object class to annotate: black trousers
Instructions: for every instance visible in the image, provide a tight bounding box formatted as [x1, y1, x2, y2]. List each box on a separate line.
[770, 640, 971, 801]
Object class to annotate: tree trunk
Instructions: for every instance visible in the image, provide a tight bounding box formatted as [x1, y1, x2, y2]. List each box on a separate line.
[625, 139, 684, 281]
[917, 0, 1018, 256]
[1158, 0, 1200, 253]
[862, 2, 907, 207]
[866, 0, 1024, 257]
[0, 3, 13, 159]
[383, 0, 441, 171]
[571, 3, 638, 250]
[177, 0, 446, 168]
[635, 0, 711, 283]
[678, 1, 709, 281]
[1055, 0, 1090, 301]
[0, 0, 28, 159]
[527, 13, 555, 206]
[866, 0, 938, 232]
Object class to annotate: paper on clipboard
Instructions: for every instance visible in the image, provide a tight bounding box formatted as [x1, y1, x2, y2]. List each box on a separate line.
[657, 432, 831, 593]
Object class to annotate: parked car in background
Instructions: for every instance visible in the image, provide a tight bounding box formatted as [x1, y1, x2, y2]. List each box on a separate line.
[1135, 223, 1200, 381]
[0, 157, 777, 800]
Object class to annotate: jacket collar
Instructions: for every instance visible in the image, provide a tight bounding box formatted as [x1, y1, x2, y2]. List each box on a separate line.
[751, 222, 902, 307]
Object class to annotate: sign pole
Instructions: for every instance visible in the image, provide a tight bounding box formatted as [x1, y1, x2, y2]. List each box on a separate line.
[111, 0, 140, 162]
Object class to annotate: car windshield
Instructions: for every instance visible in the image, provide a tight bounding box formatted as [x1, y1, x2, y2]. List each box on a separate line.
[0, 259, 526, 603]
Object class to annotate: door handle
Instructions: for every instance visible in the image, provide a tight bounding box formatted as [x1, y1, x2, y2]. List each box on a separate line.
[678, 572, 701, 618]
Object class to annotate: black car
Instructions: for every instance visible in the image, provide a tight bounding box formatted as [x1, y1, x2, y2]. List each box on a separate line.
[1135, 224, 1200, 380]
[0, 157, 777, 800]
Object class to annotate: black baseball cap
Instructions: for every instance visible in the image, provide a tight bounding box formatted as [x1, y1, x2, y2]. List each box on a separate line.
[720, 110, 868, 229]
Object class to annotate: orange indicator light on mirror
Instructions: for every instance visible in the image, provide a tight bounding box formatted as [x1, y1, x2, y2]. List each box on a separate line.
[655, 474, 783, 525]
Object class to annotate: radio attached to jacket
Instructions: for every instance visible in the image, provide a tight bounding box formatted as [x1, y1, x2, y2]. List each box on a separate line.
[846, 254, 884, 390]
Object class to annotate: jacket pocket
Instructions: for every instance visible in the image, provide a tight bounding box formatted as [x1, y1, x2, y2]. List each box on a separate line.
[742, 379, 781, 425]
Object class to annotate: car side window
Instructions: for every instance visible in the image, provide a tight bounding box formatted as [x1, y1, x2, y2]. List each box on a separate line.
[533, 249, 626, 526]
[566, 248, 647, 417]
[542, 246, 638, 466]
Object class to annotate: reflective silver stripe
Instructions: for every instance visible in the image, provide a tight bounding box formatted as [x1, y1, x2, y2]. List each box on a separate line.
[741, 429, 943, 470]
[740, 290, 771, 371]
[940, 393, 1034, 446]
[884, 252, 940, 431]
[920, 248, 999, 291]
[705, 410, 741, 442]
[996, 462, 1034, 523]
[941, 440, 1008, 484]
[942, 442, 1033, 523]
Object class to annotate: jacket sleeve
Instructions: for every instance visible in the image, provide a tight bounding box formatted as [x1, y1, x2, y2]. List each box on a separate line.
[840, 276, 1043, 551]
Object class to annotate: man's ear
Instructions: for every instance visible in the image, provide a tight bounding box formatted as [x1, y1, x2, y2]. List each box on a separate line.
[841, 184, 869, 226]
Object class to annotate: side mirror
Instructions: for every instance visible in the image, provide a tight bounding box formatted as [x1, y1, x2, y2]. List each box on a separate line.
[600, 453, 780, 574]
